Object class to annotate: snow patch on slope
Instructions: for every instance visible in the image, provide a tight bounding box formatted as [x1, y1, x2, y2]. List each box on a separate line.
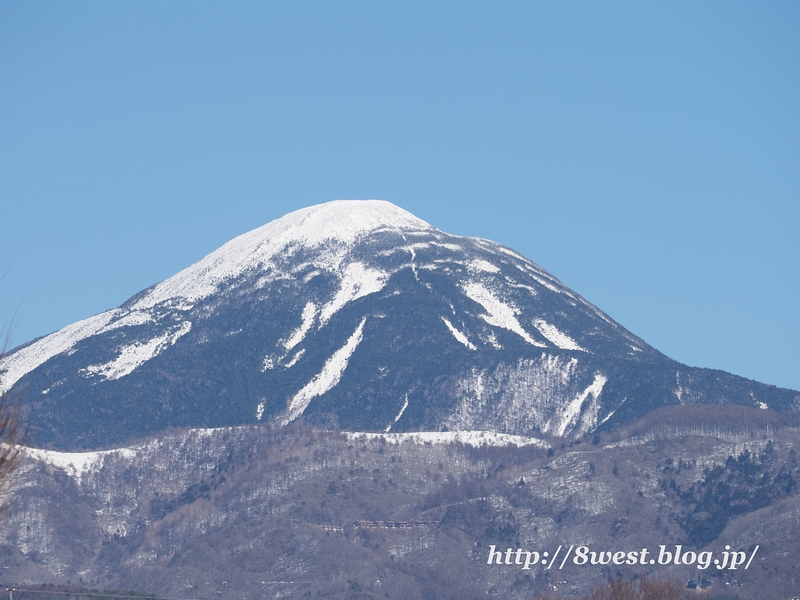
[282, 317, 367, 424]
[285, 302, 316, 351]
[83, 321, 192, 381]
[532, 319, 586, 352]
[441, 318, 476, 351]
[319, 263, 388, 326]
[377, 242, 431, 257]
[0, 310, 119, 393]
[432, 242, 462, 252]
[445, 356, 606, 438]
[25, 446, 136, 481]
[385, 395, 409, 432]
[99, 310, 155, 332]
[462, 282, 544, 347]
[469, 259, 500, 273]
[544, 373, 607, 437]
[284, 349, 305, 368]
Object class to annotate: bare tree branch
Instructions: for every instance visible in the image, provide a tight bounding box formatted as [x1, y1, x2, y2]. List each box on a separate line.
[0, 263, 29, 510]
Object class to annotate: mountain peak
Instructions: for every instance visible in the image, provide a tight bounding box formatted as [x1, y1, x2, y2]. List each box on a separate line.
[132, 200, 433, 311]
[5, 200, 798, 450]
[265, 200, 434, 246]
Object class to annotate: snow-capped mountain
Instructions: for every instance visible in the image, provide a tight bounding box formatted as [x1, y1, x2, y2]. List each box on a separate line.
[2, 200, 798, 450]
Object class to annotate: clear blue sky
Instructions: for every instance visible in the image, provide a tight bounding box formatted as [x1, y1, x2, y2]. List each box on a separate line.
[1, 2, 798, 390]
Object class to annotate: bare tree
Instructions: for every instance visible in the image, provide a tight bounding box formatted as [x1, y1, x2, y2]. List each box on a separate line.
[0, 384, 25, 497]
[0, 264, 28, 502]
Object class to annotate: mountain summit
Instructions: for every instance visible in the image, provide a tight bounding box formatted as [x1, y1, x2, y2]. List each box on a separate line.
[3, 200, 797, 450]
